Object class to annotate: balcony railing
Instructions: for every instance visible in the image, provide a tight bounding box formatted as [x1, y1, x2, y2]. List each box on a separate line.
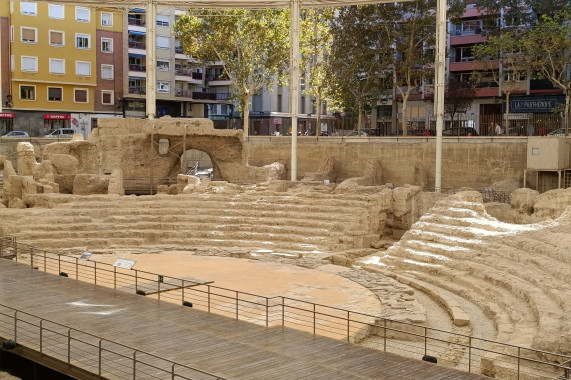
[175, 90, 193, 98]
[206, 75, 230, 81]
[129, 64, 146, 72]
[128, 41, 146, 50]
[192, 72, 203, 80]
[175, 69, 192, 77]
[175, 46, 184, 54]
[192, 92, 229, 101]
[128, 17, 146, 27]
[129, 87, 146, 95]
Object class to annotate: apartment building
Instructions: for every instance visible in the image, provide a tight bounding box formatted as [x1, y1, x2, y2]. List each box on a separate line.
[123, 7, 232, 121]
[0, 1, 123, 137]
[370, 1, 565, 136]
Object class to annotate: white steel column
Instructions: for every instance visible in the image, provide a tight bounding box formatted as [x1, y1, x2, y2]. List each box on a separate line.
[146, 0, 157, 119]
[434, 0, 447, 192]
[290, 0, 300, 181]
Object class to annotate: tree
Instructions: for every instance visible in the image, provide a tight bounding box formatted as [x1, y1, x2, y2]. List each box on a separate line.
[299, 7, 336, 136]
[330, 5, 392, 135]
[473, 31, 531, 132]
[173, 10, 290, 138]
[523, 13, 571, 135]
[390, 0, 437, 136]
[445, 78, 476, 134]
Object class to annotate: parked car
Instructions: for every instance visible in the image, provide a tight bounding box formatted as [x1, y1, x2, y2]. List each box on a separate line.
[547, 128, 566, 136]
[44, 128, 76, 138]
[442, 127, 479, 136]
[346, 130, 368, 137]
[2, 131, 29, 138]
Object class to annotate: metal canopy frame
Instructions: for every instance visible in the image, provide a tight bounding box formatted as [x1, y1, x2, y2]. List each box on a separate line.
[1, 0, 445, 189]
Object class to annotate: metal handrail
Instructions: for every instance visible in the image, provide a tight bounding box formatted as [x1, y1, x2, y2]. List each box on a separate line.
[0, 304, 226, 380]
[1, 237, 570, 379]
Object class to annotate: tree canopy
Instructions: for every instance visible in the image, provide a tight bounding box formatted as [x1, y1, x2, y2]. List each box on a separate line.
[173, 9, 290, 137]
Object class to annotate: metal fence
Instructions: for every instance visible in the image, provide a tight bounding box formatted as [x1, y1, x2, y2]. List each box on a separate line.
[1, 237, 570, 379]
[422, 187, 512, 204]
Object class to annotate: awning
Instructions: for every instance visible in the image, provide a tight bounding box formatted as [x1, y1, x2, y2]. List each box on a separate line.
[0, 113, 15, 118]
[44, 114, 70, 120]
[129, 30, 146, 36]
[129, 53, 146, 57]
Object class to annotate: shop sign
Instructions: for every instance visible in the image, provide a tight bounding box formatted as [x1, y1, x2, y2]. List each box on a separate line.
[44, 114, 71, 120]
[0, 113, 15, 118]
[510, 96, 564, 113]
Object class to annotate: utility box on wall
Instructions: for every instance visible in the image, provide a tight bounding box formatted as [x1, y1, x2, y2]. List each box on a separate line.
[527, 137, 570, 170]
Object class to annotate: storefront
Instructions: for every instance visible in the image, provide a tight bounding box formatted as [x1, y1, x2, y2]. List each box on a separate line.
[43, 114, 71, 134]
[0, 113, 15, 135]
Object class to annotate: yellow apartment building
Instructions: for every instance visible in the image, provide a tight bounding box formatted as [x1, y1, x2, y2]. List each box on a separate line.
[1, 1, 123, 137]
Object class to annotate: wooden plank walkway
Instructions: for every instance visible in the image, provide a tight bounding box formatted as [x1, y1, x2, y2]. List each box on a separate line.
[0, 259, 488, 380]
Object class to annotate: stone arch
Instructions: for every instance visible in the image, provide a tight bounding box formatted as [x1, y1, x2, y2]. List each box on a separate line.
[94, 117, 283, 184]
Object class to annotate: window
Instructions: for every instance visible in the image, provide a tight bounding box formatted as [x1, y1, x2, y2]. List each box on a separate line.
[49, 4, 64, 19]
[49, 58, 65, 74]
[20, 2, 37, 15]
[101, 90, 114, 105]
[50, 31, 64, 46]
[101, 37, 113, 52]
[157, 60, 170, 71]
[21, 56, 38, 72]
[156, 36, 170, 49]
[76, 34, 90, 49]
[101, 12, 112, 26]
[156, 15, 169, 27]
[101, 64, 114, 79]
[20, 85, 36, 100]
[76, 61, 91, 76]
[74, 89, 88, 103]
[157, 82, 170, 93]
[75, 7, 90, 22]
[48, 87, 63, 101]
[455, 46, 474, 62]
[21, 27, 37, 43]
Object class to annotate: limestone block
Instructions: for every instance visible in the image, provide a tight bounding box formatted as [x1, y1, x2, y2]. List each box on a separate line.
[9, 197, 26, 209]
[329, 255, 353, 267]
[267, 180, 289, 192]
[156, 185, 169, 194]
[21, 176, 38, 195]
[54, 174, 76, 194]
[107, 169, 124, 195]
[532, 188, 571, 219]
[43, 154, 80, 175]
[73, 174, 109, 195]
[17, 142, 38, 176]
[510, 188, 539, 214]
[182, 177, 202, 194]
[414, 162, 428, 187]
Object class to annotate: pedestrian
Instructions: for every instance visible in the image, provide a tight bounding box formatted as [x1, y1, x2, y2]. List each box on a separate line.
[495, 123, 502, 136]
[539, 126, 546, 136]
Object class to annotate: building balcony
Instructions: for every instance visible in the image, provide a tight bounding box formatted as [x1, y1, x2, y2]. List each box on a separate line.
[129, 87, 146, 95]
[192, 92, 229, 101]
[128, 41, 146, 50]
[175, 90, 193, 98]
[450, 33, 486, 45]
[449, 60, 499, 72]
[206, 75, 231, 86]
[128, 17, 146, 27]
[129, 64, 146, 72]
[473, 87, 499, 97]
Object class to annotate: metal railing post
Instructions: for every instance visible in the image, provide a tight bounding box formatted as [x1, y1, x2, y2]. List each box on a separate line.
[44, 251, 46, 272]
[58, 255, 61, 275]
[114, 266, 116, 290]
[0, 238, 3, 257]
[171, 363, 175, 380]
[313, 304, 316, 335]
[235, 291, 239, 320]
[30, 246, 34, 267]
[468, 336, 472, 372]
[282, 297, 285, 326]
[208, 285, 211, 313]
[158, 277, 161, 301]
[94, 262, 97, 285]
[517, 346, 520, 380]
[424, 326, 427, 356]
[14, 310, 17, 342]
[383, 319, 387, 352]
[98, 339, 102, 378]
[40, 320, 43, 356]
[135, 270, 138, 293]
[67, 328, 72, 367]
[266, 298, 269, 327]
[182, 280, 185, 304]
[347, 311, 350, 342]
[76, 257, 78, 279]
[133, 351, 137, 380]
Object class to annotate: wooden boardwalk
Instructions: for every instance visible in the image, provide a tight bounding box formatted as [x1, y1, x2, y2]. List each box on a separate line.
[0, 259, 488, 380]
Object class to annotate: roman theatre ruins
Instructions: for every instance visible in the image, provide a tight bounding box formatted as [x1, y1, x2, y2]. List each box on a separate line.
[1, 118, 570, 379]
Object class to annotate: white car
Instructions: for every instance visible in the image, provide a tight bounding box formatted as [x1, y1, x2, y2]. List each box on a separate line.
[2, 131, 29, 137]
[345, 130, 368, 137]
[44, 128, 76, 138]
[547, 128, 567, 136]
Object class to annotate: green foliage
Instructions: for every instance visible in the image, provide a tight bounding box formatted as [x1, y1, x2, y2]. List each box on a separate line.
[173, 9, 290, 121]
